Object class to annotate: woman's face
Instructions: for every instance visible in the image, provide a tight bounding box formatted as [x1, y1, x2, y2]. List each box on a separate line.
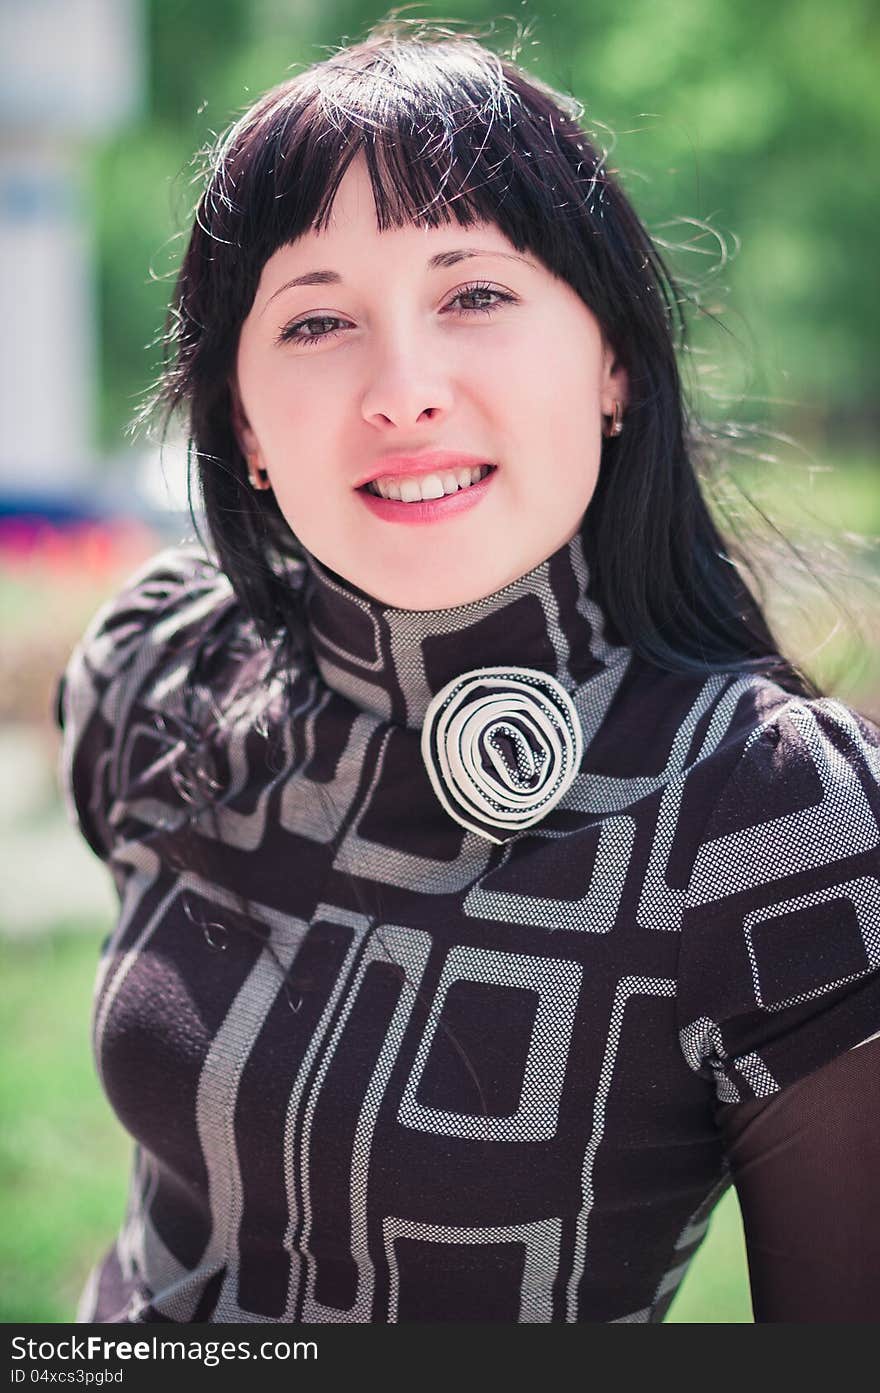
[232, 151, 628, 609]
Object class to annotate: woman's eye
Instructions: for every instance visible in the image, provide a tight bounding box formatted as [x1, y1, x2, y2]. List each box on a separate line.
[446, 282, 516, 316]
[277, 315, 348, 348]
[276, 282, 515, 347]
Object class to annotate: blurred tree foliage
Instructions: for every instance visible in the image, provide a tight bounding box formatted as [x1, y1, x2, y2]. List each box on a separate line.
[91, 0, 879, 451]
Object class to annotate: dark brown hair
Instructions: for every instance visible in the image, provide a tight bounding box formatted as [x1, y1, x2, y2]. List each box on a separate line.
[143, 17, 826, 697]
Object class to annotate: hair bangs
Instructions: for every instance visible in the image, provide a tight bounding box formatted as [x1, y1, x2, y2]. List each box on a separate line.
[220, 51, 573, 296]
[141, 24, 823, 707]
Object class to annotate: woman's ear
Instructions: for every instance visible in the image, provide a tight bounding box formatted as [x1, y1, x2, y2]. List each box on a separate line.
[228, 377, 260, 458]
[600, 340, 629, 415]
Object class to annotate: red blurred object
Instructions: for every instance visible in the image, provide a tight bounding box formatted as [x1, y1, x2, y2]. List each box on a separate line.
[0, 516, 160, 582]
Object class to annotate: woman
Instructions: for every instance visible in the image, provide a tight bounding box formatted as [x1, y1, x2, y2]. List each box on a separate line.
[56, 22, 880, 1323]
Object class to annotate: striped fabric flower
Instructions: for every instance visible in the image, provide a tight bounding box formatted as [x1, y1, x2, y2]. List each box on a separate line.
[420, 666, 584, 844]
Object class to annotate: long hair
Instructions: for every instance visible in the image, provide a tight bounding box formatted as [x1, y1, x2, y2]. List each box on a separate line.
[143, 18, 826, 696]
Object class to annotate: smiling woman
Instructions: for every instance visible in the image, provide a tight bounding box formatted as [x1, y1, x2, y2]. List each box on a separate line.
[229, 152, 627, 608]
[54, 15, 880, 1326]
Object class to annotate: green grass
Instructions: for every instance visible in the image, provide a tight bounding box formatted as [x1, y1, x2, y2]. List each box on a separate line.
[724, 450, 880, 538]
[0, 925, 129, 1323]
[666, 1190, 753, 1322]
[704, 453, 880, 718]
[0, 924, 754, 1324]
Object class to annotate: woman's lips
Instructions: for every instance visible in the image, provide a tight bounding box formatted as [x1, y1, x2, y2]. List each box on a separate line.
[357, 466, 497, 526]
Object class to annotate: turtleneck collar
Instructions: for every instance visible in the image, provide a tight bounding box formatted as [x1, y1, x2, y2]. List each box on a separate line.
[299, 529, 631, 731]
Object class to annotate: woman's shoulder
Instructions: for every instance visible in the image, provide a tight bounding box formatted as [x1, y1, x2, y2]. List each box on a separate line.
[677, 667, 880, 894]
[72, 540, 232, 663]
[698, 673, 880, 826]
[676, 673, 880, 1104]
[53, 542, 240, 861]
[649, 661, 880, 809]
[61, 539, 244, 695]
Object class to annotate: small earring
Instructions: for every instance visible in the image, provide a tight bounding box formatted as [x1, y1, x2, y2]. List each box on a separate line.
[602, 400, 624, 438]
[247, 456, 271, 490]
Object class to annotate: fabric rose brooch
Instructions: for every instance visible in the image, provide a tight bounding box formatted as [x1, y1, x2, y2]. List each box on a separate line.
[420, 666, 583, 844]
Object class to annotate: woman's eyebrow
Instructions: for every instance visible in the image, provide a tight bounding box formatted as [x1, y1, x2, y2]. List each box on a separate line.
[261, 248, 535, 313]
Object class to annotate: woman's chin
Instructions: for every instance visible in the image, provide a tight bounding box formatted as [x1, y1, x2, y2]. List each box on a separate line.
[346, 557, 526, 612]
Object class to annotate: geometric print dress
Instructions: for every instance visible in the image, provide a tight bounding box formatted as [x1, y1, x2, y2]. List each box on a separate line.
[54, 527, 880, 1322]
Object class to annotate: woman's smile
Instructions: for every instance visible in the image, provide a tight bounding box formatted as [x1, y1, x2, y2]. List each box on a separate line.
[231, 149, 627, 607]
[357, 462, 498, 526]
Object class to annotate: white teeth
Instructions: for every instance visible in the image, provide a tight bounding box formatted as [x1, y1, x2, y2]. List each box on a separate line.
[366, 464, 492, 502]
[416, 473, 446, 500]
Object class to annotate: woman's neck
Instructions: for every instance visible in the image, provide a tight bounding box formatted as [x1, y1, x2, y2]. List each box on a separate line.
[298, 530, 632, 730]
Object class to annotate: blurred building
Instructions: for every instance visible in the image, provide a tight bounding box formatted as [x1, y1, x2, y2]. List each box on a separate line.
[0, 0, 144, 507]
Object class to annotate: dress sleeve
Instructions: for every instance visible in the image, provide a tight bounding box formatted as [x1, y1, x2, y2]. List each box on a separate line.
[53, 544, 225, 863]
[715, 1030, 880, 1322]
[676, 695, 880, 1104]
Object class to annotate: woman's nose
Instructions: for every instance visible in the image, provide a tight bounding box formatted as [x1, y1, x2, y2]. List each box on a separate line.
[360, 335, 455, 430]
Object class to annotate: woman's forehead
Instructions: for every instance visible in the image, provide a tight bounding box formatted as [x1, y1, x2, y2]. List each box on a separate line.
[315, 151, 498, 241]
[251, 158, 520, 287]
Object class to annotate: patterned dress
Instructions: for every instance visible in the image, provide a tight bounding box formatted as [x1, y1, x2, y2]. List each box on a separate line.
[55, 529, 880, 1322]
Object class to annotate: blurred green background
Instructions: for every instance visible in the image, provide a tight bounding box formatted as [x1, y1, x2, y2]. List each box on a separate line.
[2, 0, 878, 1326]
[96, 0, 880, 448]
